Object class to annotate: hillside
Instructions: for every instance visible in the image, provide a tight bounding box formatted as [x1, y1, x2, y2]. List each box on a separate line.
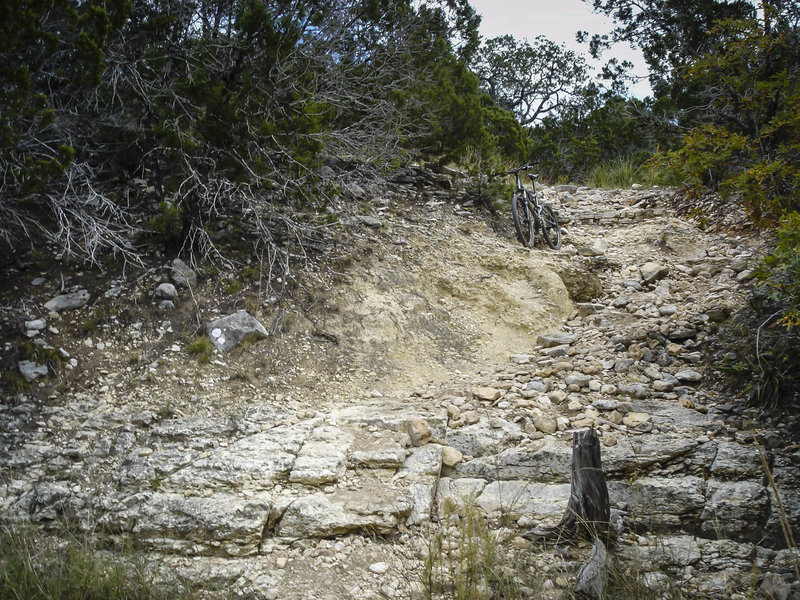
[1, 168, 798, 600]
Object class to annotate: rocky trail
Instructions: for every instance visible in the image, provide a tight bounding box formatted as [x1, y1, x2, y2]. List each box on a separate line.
[1, 168, 798, 599]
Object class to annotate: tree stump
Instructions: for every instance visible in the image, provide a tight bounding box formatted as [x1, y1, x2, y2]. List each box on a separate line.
[524, 428, 610, 542]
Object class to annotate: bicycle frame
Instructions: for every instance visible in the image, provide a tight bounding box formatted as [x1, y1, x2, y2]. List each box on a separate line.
[510, 166, 543, 223]
[507, 163, 561, 250]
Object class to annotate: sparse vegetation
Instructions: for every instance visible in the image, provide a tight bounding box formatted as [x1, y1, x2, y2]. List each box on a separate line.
[585, 157, 670, 189]
[19, 341, 64, 370]
[0, 524, 184, 600]
[186, 337, 213, 363]
[3, 370, 30, 394]
[419, 494, 698, 600]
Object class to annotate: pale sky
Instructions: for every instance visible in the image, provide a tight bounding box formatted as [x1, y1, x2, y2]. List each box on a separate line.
[468, 0, 653, 98]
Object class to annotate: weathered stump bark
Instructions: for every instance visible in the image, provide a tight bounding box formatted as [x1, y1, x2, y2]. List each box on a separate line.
[524, 428, 610, 542]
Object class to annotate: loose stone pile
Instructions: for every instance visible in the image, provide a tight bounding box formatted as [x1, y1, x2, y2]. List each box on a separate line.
[0, 172, 798, 599]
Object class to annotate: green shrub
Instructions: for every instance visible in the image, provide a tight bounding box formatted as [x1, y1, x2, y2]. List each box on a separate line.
[760, 211, 800, 329]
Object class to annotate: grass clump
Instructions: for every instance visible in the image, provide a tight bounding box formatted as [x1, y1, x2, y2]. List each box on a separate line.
[422, 496, 533, 599]
[586, 156, 679, 189]
[20, 341, 64, 368]
[186, 336, 213, 363]
[0, 524, 175, 600]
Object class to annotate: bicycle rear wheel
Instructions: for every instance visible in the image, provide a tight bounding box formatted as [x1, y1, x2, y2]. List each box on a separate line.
[511, 193, 535, 247]
[541, 204, 562, 250]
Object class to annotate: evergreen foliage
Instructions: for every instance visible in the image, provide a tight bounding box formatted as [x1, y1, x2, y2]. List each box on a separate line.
[0, 0, 524, 265]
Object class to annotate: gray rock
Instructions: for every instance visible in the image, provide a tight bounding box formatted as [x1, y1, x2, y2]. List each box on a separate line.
[653, 373, 680, 392]
[538, 332, 579, 347]
[18, 360, 48, 381]
[565, 374, 591, 388]
[207, 310, 268, 351]
[163, 425, 310, 492]
[156, 282, 178, 300]
[171, 258, 197, 288]
[289, 428, 350, 486]
[356, 215, 382, 228]
[577, 302, 606, 317]
[275, 489, 412, 537]
[700, 480, 769, 541]
[525, 380, 549, 393]
[592, 399, 620, 411]
[603, 435, 699, 477]
[133, 492, 272, 556]
[710, 442, 763, 479]
[640, 262, 669, 284]
[24, 318, 46, 331]
[453, 437, 572, 483]
[613, 295, 630, 308]
[675, 369, 703, 383]
[476, 480, 569, 520]
[609, 476, 705, 529]
[44, 289, 90, 312]
[445, 419, 523, 457]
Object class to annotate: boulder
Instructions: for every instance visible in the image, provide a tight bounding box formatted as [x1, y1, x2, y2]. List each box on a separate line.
[44, 289, 90, 312]
[207, 310, 269, 351]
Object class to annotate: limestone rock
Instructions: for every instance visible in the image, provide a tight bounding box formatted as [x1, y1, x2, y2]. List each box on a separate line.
[275, 488, 413, 538]
[207, 310, 269, 351]
[133, 492, 272, 557]
[441, 445, 463, 467]
[533, 415, 558, 434]
[155, 282, 178, 300]
[44, 289, 90, 312]
[406, 417, 433, 446]
[675, 369, 703, 383]
[622, 412, 652, 428]
[710, 442, 763, 479]
[700, 480, 769, 541]
[640, 262, 669, 284]
[609, 476, 705, 529]
[356, 215, 382, 228]
[18, 360, 48, 381]
[171, 258, 198, 288]
[537, 332, 579, 348]
[472, 387, 501, 402]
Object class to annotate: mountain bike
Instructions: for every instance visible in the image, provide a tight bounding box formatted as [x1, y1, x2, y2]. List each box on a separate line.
[507, 164, 561, 250]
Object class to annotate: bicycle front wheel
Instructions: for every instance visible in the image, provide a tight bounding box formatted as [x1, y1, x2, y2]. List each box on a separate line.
[541, 204, 562, 250]
[511, 193, 535, 248]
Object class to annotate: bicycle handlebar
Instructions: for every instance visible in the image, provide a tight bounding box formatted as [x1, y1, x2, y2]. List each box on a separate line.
[505, 163, 538, 175]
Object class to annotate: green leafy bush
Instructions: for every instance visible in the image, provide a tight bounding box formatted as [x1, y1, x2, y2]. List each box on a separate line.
[760, 211, 800, 329]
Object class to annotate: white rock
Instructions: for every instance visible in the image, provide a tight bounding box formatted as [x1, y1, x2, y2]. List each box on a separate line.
[369, 562, 390, 575]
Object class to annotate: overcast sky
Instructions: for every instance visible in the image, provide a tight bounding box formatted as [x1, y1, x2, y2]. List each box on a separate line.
[468, 0, 653, 98]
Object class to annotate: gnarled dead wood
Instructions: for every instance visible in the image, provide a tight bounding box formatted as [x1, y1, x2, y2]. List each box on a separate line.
[524, 428, 610, 542]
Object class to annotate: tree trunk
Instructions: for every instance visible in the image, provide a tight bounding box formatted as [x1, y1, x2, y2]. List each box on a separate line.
[524, 428, 610, 542]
